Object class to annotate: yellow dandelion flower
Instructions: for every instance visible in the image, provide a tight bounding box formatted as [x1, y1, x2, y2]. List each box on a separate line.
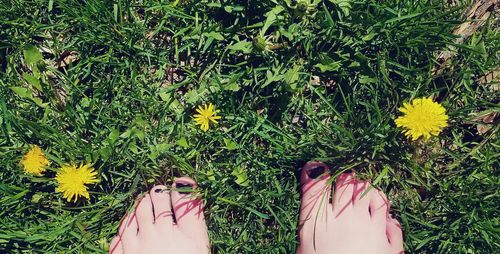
[55, 164, 99, 202]
[21, 145, 49, 175]
[395, 97, 448, 141]
[194, 103, 222, 132]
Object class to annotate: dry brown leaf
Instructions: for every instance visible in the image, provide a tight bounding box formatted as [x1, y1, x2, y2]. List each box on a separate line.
[477, 124, 493, 135]
[477, 66, 500, 92]
[55, 87, 67, 109]
[471, 111, 499, 135]
[433, 0, 498, 75]
[55, 51, 79, 68]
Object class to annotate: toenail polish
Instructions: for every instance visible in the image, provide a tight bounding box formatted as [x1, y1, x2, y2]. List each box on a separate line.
[175, 182, 193, 189]
[175, 182, 193, 195]
[154, 188, 164, 193]
[307, 166, 325, 179]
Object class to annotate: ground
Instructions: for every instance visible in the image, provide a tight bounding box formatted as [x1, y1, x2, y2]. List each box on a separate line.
[0, 0, 498, 253]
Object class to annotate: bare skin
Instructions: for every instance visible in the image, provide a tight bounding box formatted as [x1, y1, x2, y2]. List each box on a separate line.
[297, 162, 404, 254]
[109, 162, 404, 254]
[109, 177, 209, 254]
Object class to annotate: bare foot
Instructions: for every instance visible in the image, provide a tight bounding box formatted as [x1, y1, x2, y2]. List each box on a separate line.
[297, 162, 404, 254]
[109, 177, 210, 254]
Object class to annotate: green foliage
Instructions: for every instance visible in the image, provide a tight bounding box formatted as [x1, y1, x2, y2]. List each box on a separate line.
[0, 0, 498, 253]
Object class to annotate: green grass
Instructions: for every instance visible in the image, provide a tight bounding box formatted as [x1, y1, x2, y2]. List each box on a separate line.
[0, 0, 498, 253]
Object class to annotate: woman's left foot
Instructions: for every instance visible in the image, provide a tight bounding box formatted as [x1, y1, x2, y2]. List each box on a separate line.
[109, 177, 210, 254]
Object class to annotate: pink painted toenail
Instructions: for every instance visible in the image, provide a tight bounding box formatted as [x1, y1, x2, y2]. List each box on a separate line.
[306, 166, 326, 179]
[175, 181, 194, 194]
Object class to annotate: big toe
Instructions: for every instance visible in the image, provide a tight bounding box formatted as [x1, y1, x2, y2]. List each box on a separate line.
[171, 177, 209, 247]
[299, 162, 332, 228]
[150, 185, 174, 229]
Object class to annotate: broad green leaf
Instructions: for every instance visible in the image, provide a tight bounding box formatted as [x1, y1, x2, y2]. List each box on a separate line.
[314, 62, 341, 72]
[80, 97, 91, 107]
[149, 143, 173, 160]
[232, 167, 249, 187]
[284, 64, 301, 90]
[10, 87, 30, 98]
[128, 141, 139, 154]
[261, 6, 284, 36]
[206, 169, 215, 181]
[204, 31, 224, 41]
[169, 99, 184, 114]
[185, 89, 200, 104]
[135, 129, 145, 142]
[23, 73, 42, 91]
[224, 82, 240, 91]
[99, 145, 112, 161]
[328, 0, 352, 17]
[108, 129, 120, 144]
[159, 92, 171, 102]
[23, 45, 42, 65]
[227, 40, 252, 54]
[177, 137, 189, 148]
[261, 68, 284, 88]
[359, 75, 377, 84]
[9, 86, 47, 108]
[224, 138, 238, 150]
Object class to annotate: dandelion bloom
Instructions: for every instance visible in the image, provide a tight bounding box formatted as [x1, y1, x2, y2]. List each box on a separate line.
[395, 97, 448, 141]
[21, 145, 49, 175]
[194, 103, 221, 132]
[56, 164, 98, 202]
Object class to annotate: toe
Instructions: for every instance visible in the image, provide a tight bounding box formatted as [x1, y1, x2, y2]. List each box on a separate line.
[299, 162, 332, 220]
[333, 172, 356, 216]
[149, 185, 174, 229]
[135, 194, 155, 231]
[351, 179, 372, 213]
[171, 177, 209, 247]
[299, 162, 332, 234]
[109, 236, 123, 254]
[369, 190, 389, 223]
[387, 217, 404, 253]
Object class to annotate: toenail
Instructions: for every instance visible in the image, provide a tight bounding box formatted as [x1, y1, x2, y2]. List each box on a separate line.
[175, 182, 193, 188]
[307, 166, 325, 179]
[175, 182, 193, 192]
[154, 188, 164, 193]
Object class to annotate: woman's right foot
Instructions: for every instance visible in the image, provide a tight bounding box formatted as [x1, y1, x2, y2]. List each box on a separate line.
[297, 162, 404, 254]
[109, 177, 210, 254]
